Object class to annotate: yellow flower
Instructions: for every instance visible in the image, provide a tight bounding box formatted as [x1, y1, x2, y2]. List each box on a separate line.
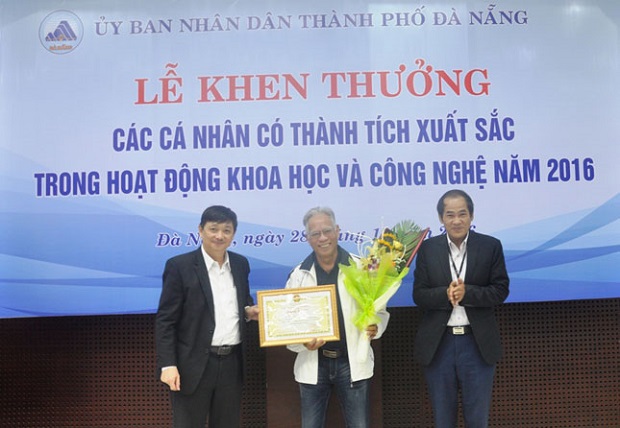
[340, 220, 429, 331]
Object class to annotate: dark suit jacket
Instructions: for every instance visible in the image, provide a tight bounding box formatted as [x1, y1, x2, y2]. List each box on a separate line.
[155, 248, 253, 395]
[412, 230, 509, 365]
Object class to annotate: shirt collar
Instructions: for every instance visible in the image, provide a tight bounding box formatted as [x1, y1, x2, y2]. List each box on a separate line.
[300, 245, 350, 271]
[201, 246, 230, 271]
[447, 233, 469, 253]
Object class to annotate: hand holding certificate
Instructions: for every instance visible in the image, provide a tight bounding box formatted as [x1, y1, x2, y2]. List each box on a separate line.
[257, 285, 340, 347]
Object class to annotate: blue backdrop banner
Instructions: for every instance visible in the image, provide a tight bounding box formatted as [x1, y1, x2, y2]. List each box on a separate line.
[1, 0, 618, 317]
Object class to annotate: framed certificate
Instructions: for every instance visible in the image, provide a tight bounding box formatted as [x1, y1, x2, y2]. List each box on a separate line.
[257, 285, 340, 347]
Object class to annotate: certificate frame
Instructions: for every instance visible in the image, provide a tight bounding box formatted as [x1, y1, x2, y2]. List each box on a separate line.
[257, 285, 340, 347]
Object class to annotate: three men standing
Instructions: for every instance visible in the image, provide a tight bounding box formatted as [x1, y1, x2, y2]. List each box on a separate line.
[155, 190, 509, 428]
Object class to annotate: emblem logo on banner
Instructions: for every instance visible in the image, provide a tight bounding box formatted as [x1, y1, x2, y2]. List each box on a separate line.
[39, 10, 84, 54]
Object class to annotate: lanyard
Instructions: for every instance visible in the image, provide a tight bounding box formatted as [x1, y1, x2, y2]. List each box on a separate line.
[448, 242, 467, 280]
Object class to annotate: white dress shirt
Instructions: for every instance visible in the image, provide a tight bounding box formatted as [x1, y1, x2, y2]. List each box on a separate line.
[201, 247, 241, 346]
[446, 234, 470, 327]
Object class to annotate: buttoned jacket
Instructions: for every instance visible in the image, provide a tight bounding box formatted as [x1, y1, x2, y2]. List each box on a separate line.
[413, 230, 509, 365]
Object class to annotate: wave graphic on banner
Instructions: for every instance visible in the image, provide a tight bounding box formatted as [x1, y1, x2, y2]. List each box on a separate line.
[500, 192, 620, 303]
[1, 188, 618, 317]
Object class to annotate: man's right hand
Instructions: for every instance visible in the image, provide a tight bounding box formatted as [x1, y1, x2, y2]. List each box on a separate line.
[160, 366, 181, 391]
[303, 338, 326, 351]
[448, 278, 465, 307]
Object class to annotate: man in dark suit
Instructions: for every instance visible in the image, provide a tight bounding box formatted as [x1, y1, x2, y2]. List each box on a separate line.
[413, 189, 509, 428]
[155, 205, 259, 428]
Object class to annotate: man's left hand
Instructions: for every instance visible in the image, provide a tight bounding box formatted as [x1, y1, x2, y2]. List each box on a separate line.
[245, 305, 260, 321]
[449, 278, 466, 306]
[366, 324, 378, 340]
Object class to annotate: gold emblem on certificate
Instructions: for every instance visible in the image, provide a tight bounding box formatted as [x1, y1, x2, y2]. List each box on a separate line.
[257, 285, 340, 347]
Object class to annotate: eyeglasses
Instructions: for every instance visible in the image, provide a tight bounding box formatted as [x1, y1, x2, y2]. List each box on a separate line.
[308, 227, 336, 240]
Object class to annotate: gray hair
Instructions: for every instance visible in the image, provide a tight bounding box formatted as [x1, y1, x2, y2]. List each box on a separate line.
[436, 189, 474, 216]
[302, 206, 336, 232]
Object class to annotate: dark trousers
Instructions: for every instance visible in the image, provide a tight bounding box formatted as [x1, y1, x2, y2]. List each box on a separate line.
[171, 350, 243, 428]
[424, 331, 495, 428]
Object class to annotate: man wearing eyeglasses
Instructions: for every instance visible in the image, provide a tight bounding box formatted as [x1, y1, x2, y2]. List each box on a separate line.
[285, 206, 387, 428]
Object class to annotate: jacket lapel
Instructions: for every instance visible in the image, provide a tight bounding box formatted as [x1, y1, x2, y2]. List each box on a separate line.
[231, 258, 244, 313]
[438, 237, 453, 283]
[464, 231, 478, 283]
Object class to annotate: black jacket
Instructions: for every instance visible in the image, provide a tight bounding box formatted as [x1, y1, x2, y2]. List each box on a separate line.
[412, 230, 509, 365]
[155, 249, 253, 394]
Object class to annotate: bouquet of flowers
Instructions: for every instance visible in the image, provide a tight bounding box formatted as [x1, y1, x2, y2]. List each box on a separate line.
[340, 220, 429, 361]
